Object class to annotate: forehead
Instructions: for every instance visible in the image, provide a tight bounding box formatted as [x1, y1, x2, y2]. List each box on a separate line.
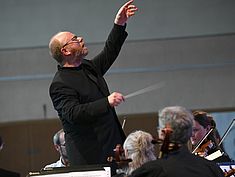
[55, 32, 74, 41]
[193, 120, 203, 128]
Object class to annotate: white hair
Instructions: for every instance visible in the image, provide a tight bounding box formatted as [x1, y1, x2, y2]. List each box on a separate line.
[123, 130, 156, 175]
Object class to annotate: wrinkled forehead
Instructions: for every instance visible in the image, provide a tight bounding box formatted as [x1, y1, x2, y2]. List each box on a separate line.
[52, 31, 74, 42]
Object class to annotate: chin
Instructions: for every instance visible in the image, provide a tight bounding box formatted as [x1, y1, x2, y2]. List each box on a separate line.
[83, 48, 89, 56]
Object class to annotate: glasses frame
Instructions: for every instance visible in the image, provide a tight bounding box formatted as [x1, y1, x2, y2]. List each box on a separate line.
[62, 35, 78, 48]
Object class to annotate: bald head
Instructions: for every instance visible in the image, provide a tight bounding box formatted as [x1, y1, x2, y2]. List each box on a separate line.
[49, 32, 72, 64]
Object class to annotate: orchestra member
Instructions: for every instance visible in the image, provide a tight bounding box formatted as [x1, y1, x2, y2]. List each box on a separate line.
[191, 111, 231, 163]
[129, 106, 224, 177]
[44, 129, 69, 169]
[113, 130, 156, 177]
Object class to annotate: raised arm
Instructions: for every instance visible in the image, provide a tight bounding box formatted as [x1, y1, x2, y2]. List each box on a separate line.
[114, 0, 138, 26]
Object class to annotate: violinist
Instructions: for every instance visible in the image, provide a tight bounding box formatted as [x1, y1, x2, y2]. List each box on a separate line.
[191, 111, 231, 163]
[112, 130, 156, 177]
[129, 106, 224, 177]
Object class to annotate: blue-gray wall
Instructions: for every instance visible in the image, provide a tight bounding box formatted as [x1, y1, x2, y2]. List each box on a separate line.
[0, 0, 235, 122]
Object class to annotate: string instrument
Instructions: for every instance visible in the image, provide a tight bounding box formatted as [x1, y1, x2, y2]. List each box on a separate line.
[107, 144, 132, 168]
[224, 166, 235, 177]
[193, 139, 215, 157]
[152, 124, 181, 159]
[192, 128, 215, 157]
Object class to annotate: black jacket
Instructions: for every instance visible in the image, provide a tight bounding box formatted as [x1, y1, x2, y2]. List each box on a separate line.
[129, 145, 225, 177]
[49, 24, 127, 166]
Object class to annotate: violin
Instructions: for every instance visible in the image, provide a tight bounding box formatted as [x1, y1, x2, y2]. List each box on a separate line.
[107, 144, 132, 168]
[193, 140, 215, 157]
[192, 128, 215, 156]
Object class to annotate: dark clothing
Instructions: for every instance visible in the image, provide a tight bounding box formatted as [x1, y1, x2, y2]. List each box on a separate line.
[0, 168, 20, 177]
[112, 173, 125, 177]
[129, 146, 224, 177]
[49, 24, 127, 166]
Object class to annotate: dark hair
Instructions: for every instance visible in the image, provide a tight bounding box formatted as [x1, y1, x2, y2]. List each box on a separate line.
[192, 111, 215, 128]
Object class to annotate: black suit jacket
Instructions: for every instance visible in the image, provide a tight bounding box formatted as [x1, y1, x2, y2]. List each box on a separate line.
[129, 145, 225, 177]
[49, 24, 127, 166]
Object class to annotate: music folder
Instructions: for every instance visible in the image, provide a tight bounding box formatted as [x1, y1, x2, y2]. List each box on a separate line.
[27, 164, 111, 177]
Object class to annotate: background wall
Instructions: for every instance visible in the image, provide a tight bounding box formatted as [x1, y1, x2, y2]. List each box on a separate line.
[1, 34, 235, 122]
[1, 0, 235, 122]
[0, 0, 235, 176]
[1, 0, 235, 49]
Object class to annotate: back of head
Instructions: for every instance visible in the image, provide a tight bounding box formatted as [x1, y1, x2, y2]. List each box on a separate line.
[53, 129, 65, 146]
[123, 130, 156, 175]
[158, 106, 193, 144]
[49, 32, 68, 64]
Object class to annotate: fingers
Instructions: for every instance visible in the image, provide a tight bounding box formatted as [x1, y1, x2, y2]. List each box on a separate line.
[108, 92, 125, 107]
[114, 0, 138, 25]
[123, 0, 134, 8]
[126, 5, 138, 17]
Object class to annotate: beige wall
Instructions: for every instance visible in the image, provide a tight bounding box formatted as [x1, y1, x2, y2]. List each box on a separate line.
[0, 119, 62, 177]
[0, 115, 157, 177]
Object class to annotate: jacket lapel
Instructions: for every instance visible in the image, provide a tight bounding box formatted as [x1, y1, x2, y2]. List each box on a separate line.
[82, 62, 109, 96]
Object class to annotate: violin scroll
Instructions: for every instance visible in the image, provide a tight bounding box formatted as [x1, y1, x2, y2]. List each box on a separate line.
[156, 124, 181, 159]
[107, 144, 132, 167]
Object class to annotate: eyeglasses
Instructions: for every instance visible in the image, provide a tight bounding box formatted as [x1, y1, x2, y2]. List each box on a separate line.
[62, 35, 80, 48]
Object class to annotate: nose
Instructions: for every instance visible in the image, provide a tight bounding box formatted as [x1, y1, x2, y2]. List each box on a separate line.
[77, 36, 83, 42]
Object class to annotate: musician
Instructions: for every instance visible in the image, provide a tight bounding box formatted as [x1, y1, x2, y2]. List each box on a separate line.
[191, 111, 231, 163]
[113, 130, 156, 177]
[48, 0, 137, 169]
[43, 129, 69, 169]
[129, 106, 224, 177]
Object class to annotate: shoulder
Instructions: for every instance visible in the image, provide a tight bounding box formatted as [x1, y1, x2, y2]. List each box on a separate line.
[129, 160, 166, 177]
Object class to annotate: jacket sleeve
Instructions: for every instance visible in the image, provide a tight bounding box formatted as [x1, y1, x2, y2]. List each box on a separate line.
[50, 82, 110, 124]
[92, 24, 128, 76]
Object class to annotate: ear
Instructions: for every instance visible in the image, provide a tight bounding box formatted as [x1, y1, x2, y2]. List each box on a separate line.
[124, 149, 128, 158]
[54, 144, 60, 151]
[61, 47, 71, 56]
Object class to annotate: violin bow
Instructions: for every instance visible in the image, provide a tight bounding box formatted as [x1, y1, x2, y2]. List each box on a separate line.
[122, 116, 127, 130]
[192, 128, 214, 154]
[218, 119, 235, 146]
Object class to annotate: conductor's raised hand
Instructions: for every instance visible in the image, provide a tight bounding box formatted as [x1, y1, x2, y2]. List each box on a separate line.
[108, 92, 125, 107]
[114, 0, 138, 26]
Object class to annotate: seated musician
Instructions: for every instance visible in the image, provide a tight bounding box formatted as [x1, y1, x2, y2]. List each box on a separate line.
[129, 106, 224, 177]
[112, 130, 156, 177]
[191, 111, 231, 163]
